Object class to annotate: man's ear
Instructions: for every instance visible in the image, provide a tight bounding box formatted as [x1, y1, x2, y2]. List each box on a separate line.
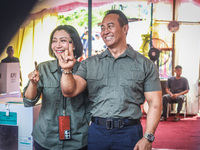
[123, 25, 129, 34]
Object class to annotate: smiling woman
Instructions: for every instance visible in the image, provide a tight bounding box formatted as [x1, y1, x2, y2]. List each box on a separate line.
[23, 25, 89, 150]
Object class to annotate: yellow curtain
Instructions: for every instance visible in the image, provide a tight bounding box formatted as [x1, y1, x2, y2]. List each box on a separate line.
[6, 12, 58, 89]
[0, 33, 21, 61]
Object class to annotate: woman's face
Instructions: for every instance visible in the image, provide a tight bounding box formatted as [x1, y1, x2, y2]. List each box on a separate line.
[51, 30, 73, 58]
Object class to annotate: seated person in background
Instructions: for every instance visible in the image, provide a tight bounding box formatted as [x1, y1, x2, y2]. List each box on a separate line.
[160, 65, 189, 122]
[1, 46, 19, 63]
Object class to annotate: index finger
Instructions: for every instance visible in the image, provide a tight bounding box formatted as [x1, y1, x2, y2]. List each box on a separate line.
[34, 61, 38, 71]
[68, 40, 73, 56]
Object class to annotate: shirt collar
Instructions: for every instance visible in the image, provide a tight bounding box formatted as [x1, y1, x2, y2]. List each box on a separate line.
[123, 44, 136, 60]
[99, 49, 111, 58]
[50, 59, 59, 73]
[99, 44, 136, 60]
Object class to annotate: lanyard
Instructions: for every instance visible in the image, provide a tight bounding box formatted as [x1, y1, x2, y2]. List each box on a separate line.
[63, 96, 66, 116]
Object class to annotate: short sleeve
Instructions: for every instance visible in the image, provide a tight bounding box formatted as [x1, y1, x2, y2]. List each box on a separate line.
[143, 61, 161, 92]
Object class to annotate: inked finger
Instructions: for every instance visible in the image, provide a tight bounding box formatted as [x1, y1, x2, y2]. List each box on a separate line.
[34, 61, 38, 71]
[68, 40, 73, 57]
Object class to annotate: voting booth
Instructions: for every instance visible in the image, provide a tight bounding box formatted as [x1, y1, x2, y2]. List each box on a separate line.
[0, 97, 41, 150]
[0, 63, 20, 94]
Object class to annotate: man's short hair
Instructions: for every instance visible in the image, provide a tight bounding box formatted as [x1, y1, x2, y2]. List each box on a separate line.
[105, 10, 128, 27]
[175, 65, 182, 69]
[7, 46, 13, 52]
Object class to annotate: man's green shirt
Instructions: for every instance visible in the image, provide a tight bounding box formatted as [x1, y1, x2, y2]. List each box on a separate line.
[76, 45, 161, 119]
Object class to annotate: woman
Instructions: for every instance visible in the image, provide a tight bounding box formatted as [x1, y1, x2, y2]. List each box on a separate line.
[23, 25, 89, 150]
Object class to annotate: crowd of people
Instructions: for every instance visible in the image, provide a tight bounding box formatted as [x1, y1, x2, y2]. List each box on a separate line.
[0, 9, 190, 150]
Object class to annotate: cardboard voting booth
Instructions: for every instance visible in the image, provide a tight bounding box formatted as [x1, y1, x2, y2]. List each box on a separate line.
[0, 63, 20, 94]
[0, 97, 41, 150]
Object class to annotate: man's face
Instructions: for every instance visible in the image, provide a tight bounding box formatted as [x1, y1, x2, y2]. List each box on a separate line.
[175, 68, 182, 77]
[7, 48, 14, 58]
[100, 14, 127, 49]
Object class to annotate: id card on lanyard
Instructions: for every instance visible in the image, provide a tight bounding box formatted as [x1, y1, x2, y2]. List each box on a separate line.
[58, 96, 71, 140]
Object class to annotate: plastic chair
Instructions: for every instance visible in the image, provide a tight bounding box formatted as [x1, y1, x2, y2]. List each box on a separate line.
[167, 95, 187, 118]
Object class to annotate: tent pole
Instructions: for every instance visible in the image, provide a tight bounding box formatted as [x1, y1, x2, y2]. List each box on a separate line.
[88, 0, 92, 57]
[172, 0, 175, 75]
[149, 2, 158, 68]
[150, 2, 153, 48]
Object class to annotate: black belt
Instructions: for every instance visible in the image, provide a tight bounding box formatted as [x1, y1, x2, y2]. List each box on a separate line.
[91, 117, 140, 129]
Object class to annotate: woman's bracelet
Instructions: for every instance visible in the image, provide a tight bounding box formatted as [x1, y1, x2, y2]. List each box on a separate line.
[61, 68, 73, 74]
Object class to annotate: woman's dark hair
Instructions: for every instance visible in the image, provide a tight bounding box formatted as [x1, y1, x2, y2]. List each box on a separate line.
[105, 10, 128, 27]
[49, 25, 83, 59]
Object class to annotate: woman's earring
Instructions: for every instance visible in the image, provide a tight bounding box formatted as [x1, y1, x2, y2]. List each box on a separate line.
[73, 47, 75, 51]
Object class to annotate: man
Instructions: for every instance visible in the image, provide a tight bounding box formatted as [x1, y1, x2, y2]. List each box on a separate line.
[59, 10, 162, 150]
[80, 27, 95, 57]
[1, 46, 19, 63]
[1, 46, 22, 86]
[160, 65, 189, 122]
[80, 27, 89, 56]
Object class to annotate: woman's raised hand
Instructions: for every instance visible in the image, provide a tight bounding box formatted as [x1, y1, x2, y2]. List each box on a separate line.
[28, 61, 39, 85]
[58, 40, 76, 71]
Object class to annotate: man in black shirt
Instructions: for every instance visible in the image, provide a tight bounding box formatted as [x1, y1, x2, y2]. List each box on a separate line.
[160, 65, 189, 121]
[1, 46, 19, 63]
[1, 46, 22, 86]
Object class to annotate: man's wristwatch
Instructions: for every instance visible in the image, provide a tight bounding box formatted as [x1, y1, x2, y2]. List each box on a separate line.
[143, 133, 155, 142]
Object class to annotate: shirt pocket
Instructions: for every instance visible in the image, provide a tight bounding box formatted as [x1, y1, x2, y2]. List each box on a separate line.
[43, 80, 60, 91]
[86, 73, 107, 96]
[42, 82, 61, 120]
[120, 68, 145, 90]
[42, 81, 61, 103]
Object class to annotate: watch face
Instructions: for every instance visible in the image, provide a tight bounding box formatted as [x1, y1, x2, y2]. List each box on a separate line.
[144, 133, 155, 142]
[148, 134, 155, 142]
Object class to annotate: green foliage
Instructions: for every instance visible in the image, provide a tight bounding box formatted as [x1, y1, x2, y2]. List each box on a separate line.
[58, 9, 105, 30]
[57, 2, 151, 35]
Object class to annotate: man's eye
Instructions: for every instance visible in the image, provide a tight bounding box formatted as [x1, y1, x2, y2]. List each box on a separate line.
[108, 25, 113, 29]
[101, 27, 105, 31]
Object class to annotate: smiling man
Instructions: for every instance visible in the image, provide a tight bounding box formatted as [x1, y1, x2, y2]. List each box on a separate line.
[59, 10, 162, 150]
